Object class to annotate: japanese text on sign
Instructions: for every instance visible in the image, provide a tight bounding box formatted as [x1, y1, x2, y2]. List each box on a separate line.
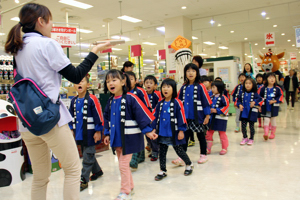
[51, 27, 77, 47]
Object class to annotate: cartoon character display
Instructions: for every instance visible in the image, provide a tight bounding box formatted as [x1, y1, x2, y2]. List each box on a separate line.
[259, 49, 285, 86]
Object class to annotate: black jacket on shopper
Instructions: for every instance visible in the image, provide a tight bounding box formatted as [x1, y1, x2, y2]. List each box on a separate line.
[284, 75, 299, 92]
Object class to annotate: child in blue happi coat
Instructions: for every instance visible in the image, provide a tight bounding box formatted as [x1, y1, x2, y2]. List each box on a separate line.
[206, 81, 230, 155]
[236, 78, 263, 145]
[256, 74, 264, 128]
[151, 78, 193, 181]
[103, 70, 157, 200]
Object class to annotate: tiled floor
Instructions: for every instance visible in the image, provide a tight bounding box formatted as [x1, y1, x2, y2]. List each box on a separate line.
[1, 103, 300, 200]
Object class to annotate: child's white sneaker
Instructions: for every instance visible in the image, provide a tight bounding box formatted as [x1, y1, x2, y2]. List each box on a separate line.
[115, 192, 132, 200]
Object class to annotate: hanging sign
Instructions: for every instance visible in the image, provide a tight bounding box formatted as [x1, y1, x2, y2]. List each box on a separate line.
[296, 28, 300, 48]
[157, 49, 166, 60]
[265, 32, 275, 47]
[51, 27, 77, 47]
[280, 61, 288, 65]
[290, 52, 297, 60]
[130, 45, 142, 57]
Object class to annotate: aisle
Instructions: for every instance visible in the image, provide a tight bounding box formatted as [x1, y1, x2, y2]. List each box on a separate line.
[1, 103, 300, 200]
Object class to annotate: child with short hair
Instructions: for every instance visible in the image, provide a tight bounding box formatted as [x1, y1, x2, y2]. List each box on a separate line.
[236, 78, 263, 145]
[232, 73, 247, 132]
[215, 77, 230, 100]
[103, 70, 157, 200]
[258, 73, 284, 140]
[69, 76, 104, 191]
[201, 75, 213, 97]
[144, 75, 162, 161]
[176, 63, 212, 165]
[206, 81, 230, 155]
[125, 71, 152, 168]
[152, 78, 193, 181]
[256, 74, 264, 127]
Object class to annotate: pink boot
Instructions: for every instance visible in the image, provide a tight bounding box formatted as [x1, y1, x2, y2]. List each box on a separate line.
[207, 141, 213, 154]
[269, 122, 272, 131]
[263, 126, 269, 140]
[269, 126, 276, 139]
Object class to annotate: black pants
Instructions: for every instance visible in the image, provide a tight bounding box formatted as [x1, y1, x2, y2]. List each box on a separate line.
[159, 143, 191, 172]
[286, 91, 295, 107]
[182, 129, 207, 155]
[241, 120, 255, 140]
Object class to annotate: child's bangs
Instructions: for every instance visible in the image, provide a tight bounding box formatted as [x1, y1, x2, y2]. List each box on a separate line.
[105, 70, 123, 82]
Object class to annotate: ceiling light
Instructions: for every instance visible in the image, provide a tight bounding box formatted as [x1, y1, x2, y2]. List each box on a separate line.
[111, 35, 130, 41]
[266, 17, 270, 20]
[192, 36, 198, 40]
[248, 56, 253, 58]
[117, 15, 142, 23]
[230, 31, 234, 33]
[15, 0, 19, 3]
[181, 6, 187, 9]
[245, 53, 247, 55]
[244, 38, 248, 40]
[102, 25, 105, 27]
[77, 28, 93, 33]
[217, 24, 222, 27]
[281, 33, 285, 36]
[112, 48, 122, 51]
[261, 11, 266, 16]
[219, 46, 228, 49]
[255, 43, 258, 45]
[59, 0, 93, 9]
[76, 43, 90, 48]
[142, 42, 157, 46]
[210, 56, 217, 58]
[204, 41, 215, 45]
[0, 33, 5, 36]
[255, 58, 258, 60]
[292, 44, 295, 47]
[210, 19, 215, 25]
[199, 53, 207, 56]
[11, 17, 20, 21]
[156, 26, 165, 32]
[263, 47, 266, 49]
[287, 40, 291, 42]
[273, 25, 277, 27]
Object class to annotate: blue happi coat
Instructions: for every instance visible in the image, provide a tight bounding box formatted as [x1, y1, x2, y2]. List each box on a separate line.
[258, 86, 284, 117]
[209, 95, 229, 132]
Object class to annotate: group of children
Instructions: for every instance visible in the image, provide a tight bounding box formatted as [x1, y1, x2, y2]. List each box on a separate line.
[68, 62, 284, 200]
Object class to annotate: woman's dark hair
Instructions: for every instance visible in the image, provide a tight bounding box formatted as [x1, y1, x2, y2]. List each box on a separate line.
[214, 77, 223, 81]
[144, 75, 158, 85]
[121, 61, 134, 72]
[125, 71, 136, 80]
[184, 63, 201, 84]
[192, 55, 203, 68]
[243, 63, 253, 74]
[238, 73, 247, 79]
[264, 72, 277, 87]
[243, 78, 257, 93]
[211, 81, 225, 95]
[104, 69, 129, 95]
[161, 78, 177, 99]
[200, 75, 212, 83]
[5, 3, 52, 54]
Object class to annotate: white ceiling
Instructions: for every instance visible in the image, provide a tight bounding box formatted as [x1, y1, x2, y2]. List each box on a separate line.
[0, 0, 299, 74]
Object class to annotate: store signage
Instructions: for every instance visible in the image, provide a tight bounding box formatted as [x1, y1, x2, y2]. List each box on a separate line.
[157, 49, 166, 60]
[130, 45, 142, 57]
[257, 63, 262, 67]
[290, 52, 297, 60]
[280, 61, 288, 65]
[101, 48, 112, 53]
[169, 70, 176, 73]
[265, 32, 275, 47]
[296, 28, 300, 48]
[51, 27, 77, 47]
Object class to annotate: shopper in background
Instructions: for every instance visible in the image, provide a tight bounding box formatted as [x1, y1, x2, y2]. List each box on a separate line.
[177, 63, 212, 165]
[243, 63, 255, 79]
[69, 76, 104, 192]
[284, 69, 299, 110]
[192, 55, 207, 76]
[4, 3, 112, 200]
[121, 61, 134, 73]
[103, 70, 157, 200]
[231, 73, 247, 133]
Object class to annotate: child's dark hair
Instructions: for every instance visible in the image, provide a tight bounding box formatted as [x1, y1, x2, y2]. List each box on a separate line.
[125, 71, 136, 81]
[201, 75, 212, 83]
[243, 78, 258, 93]
[104, 69, 129, 95]
[84, 75, 89, 83]
[121, 61, 134, 72]
[161, 78, 177, 99]
[192, 55, 203, 68]
[243, 63, 253, 74]
[184, 63, 201, 84]
[238, 73, 247, 79]
[256, 73, 264, 83]
[211, 81, 225, 95]
[144, 75, 158, 85]
[215, 77, 223, 81]
[123, 73, 132, 91]
[264, 73, 277, 87]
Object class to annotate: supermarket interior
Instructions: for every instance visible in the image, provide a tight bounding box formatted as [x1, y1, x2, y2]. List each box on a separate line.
[0, 0, 300, 200]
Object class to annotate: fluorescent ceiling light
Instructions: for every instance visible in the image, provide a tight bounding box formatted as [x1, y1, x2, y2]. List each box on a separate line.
[117, 15, 142, 23]
[255, 43, 258, 45]
[287, 39, 291, 42]
[263, 47, 266, 49]
[111, 35, 130, 41]
[230, 31, 234, 33]
[156, 26, 165, 32]
[248, 56, 253, 58]
[59, 0, 93, 9]
[266, 17, 270, 20]
[245, 53, 247, 55]
[181, 6, 187, 9]
[244, 38, 248, 40]
[0, 33, 5, 36]
[273, 25, 277, 27]
[11, 17, 20, 21]
[144, 59, 154, 63]
[77, 28, 93, 33]
[112, 48, 122, 51]
[218, 24, 222, 27]
[142, 42, 157, 46]
[219, 46, 228, 49]
[292, 44, 295, 46]
[192, 36, 198, 40]
[281, 33, 285, 36]
[210, 19, 215, 25]
[199, 53, 207, 56]
[204, 41, 215, 45]
[261, 11, 266, 16]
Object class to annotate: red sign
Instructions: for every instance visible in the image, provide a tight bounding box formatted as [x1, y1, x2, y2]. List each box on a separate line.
[280, 61, 288, 65]
[130, 45, 142, 57]
[257, 63, 262, 66]
[101, 48, 112, 53]
[157, 49, 166, 60]
[290, 52, 297, 60]
[265, 32, 275, 47]
[169, 70, 176, 73]
[51, 27, 77, 47]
